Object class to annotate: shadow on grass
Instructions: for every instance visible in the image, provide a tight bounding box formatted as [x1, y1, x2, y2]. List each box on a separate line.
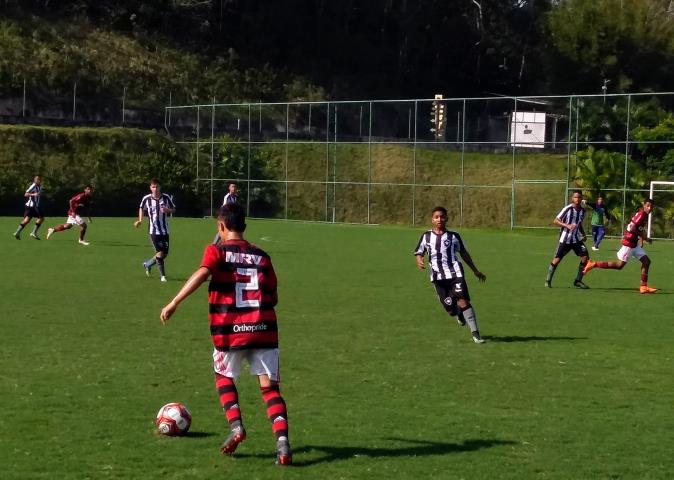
[588, 287, 671, 294]
[234, 438, 515, 467]
[184, 431, 217, 438]
[94, 240, 146, 248]
[482, 335, 586, 343]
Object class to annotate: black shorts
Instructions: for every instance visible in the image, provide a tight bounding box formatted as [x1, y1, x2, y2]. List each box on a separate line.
[150, 234, 170, 255]
[554, 241, 588, 259]
[23, 206, 43, 219]
[433, 278, 471, 314]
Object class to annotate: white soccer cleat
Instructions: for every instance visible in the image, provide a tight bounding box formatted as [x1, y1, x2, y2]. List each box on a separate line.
[591, 246, 599, 251]
[46, 228, 55, 239]
[472, 332, 486, 344]
[160, 276, 167, 282]
[78, 239, 90, 246]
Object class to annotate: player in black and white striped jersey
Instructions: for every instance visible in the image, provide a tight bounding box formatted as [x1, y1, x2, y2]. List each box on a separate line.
[134, 179, 176, 282]
[414, 206, 487, 344]
[14, 175, 45, 240]
[545, 189, 591, 289]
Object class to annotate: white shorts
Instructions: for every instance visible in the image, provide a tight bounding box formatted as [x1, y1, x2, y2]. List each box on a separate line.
[617, 245, 646, 262]
[66, 215, 86, 226]
[213, 348, 280, 381]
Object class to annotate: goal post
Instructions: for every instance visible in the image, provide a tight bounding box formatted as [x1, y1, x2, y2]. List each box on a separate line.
[648, 181, 674, 239]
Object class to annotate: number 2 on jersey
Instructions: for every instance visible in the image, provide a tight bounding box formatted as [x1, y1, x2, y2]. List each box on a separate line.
[235, 267, 260, 308]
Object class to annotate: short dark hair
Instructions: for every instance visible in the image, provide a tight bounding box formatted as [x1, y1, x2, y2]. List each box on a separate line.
[218, 203, 246, 232]
[84, 185, 93, 190]
[572, 189, 582, 195]
[432, 206, 448, 216]
[150, 178, 160, 186]
[645, 198, 654, 205]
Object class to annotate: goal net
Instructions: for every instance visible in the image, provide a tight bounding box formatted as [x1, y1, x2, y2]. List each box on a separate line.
[647, 181, 674, 239]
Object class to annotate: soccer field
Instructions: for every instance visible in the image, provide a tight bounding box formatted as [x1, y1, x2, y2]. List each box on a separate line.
[1, 217, 672, 479]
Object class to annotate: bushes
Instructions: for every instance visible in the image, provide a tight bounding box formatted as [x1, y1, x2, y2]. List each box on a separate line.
[0, 125, 200, 216]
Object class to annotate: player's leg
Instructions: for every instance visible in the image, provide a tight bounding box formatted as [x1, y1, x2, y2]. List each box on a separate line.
[47, 222, 73, 239]
[591, 226, 599, 250]
[78, 223, 89, 245]
[154, 235, 169, 281]
[595, 225, 606, 249]
[636, 250, 657, 293]
[433, 280, 463, 325]
[584, 245, 630, 275]
[252, 349, 291, 465]
[453, 280, 484, 343]
[14, 214, 31, 239]
[572, 243, 590, 288]
[214, 350, 246, 455]
[546, 244, 569, 287]
[30, 214, 44, 239]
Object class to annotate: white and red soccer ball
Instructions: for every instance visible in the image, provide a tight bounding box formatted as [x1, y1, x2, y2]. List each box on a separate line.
[156, 402, 191, 436]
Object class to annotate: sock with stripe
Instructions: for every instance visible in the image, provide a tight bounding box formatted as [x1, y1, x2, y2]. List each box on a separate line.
[575, 260, 587, 282]
[14, 223, 26, 236]
[260, 384, 289, 440]
[460, 304, 479, 334]
[546, 263, 557, 283]
[145, 257, 157, 268]
[31, 223, 42, 235]
[156, 256, 166, 277]
[215, 373, 242, 428]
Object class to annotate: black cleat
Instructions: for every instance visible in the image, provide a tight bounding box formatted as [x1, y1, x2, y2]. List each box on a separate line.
[573, 280, 589, 289]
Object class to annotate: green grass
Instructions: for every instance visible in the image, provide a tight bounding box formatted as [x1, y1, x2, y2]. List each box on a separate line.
[1, 217, 673, 479]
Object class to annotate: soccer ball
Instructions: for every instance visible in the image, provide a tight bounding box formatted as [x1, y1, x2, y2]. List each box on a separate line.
[155, 402, 192, 436]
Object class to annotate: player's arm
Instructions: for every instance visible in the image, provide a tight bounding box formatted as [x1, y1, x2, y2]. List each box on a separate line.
[415, 253, 425, 270]
[553, 217, 576, 231]
[160, 267, 210, 325]
[134, 208, 144, 227]
[459, 248, 486, 282]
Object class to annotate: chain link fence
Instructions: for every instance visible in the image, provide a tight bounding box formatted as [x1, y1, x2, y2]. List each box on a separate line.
[165, 93, 674, 238]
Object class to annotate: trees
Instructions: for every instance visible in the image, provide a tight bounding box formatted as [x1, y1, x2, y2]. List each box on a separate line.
[546, 0, 674, 94]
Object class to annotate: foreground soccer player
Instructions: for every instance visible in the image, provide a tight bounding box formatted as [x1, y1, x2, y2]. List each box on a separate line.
[134, 179, 176, 282]
[414, 206, 487, 344]
[583, 199, 658, 294]
[46, 185, 94, 245]
[13, 175, 44, 240]
[160, 203, 292, 465]
[545, 190, 590, 289]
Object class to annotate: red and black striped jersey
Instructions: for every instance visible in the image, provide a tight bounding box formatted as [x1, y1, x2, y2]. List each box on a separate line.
[68, 191, 93, 217]
[622, 209, 648, 248]
[201, 240, 278, 351]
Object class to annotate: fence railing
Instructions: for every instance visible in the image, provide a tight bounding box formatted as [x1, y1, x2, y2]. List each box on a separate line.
[165, 93, 674, 238]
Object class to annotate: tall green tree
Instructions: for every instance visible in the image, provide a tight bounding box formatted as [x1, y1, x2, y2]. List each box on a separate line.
[546, 0, 674, 94]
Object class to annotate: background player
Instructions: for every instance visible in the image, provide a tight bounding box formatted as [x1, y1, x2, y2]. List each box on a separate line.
[134, 179, 176, 282]
[583, 199, 658, 294]
[213, 182, 239, 244]
[223, 182, 239, 205]
[46, 185, 94, 245]
[414, 206, 487, 344]
[583, 194, 609, 251]
[160, 203, 292, 465]
[14, 175, 44, 240]
[545, 190, 590, 289]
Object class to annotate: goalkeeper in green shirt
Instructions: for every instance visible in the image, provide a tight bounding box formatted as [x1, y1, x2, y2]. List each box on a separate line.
[583, 195, 609, 251]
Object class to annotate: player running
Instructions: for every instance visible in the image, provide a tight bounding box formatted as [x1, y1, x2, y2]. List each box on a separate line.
[13, 175, 45, 240]
[160, 203, 292, 465]
[46, 185, 94, 245]
[134, 179, 176, 282]
[583, 198, 658, 294]
[414, 206, 487, 344]
[545, 190, 591, 289]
